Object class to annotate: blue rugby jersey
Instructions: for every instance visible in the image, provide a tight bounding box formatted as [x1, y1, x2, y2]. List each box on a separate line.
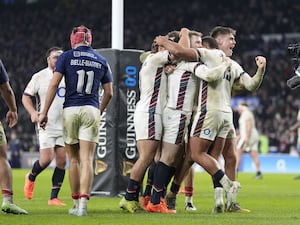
[55, 46, 112, 109]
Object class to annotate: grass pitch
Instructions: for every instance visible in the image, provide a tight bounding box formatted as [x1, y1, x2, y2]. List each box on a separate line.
[0, 169, 300, 225]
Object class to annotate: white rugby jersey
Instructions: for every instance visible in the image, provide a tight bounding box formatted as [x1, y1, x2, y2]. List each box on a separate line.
[195, 48, 244, 113]
[166, 61, 197, 112]
[238, 108, 258, 140]
[135, 51, 169, 114]
[24, 67, 65, 133]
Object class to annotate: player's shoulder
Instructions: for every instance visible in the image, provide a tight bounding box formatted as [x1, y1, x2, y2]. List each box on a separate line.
[32, 67, 51, 78]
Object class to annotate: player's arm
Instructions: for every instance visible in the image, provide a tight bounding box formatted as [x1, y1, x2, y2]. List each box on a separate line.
[239, 56, 266, 92]
[100, 82, 113, 115]
[0, 81, 18, 128]
[39, 71, 63, 128]
[181, 58, 231, 82]
[155, 36, 198, 61]
[22, 94, 39, 123]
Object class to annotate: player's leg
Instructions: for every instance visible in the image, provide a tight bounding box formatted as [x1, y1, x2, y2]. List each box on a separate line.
[66, 143, 81, 214]
[146, 142, 181, 214]
[48, 144, 67, 206]
[24, 131, 55, 199]
[77, 140, 96, 216]
[121, 139, 159, 212]
[0, 124, 27, 214]
[184, 167, 197, 211]
[249, 150, 262, 179]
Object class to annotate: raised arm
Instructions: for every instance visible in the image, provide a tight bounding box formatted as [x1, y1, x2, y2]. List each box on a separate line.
[155, 36, 198, 61]
[239, 56, 266, 92]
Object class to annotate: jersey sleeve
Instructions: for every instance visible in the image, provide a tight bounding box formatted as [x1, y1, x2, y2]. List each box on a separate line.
[24, 73, 39, 96]
[101, 61, 113, 84]
[0, 59, 9, 84]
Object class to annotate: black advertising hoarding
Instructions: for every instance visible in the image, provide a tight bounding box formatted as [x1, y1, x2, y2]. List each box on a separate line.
[91, 49, 143, 196]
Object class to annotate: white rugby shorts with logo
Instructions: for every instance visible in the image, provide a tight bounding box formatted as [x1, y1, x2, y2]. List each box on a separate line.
[190, 110, 236, 140]
[63, 105, 100, 144]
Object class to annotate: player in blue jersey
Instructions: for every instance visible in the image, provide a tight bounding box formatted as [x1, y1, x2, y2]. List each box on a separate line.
[0, 59, 28, 214]
[39, 25, 113, 216]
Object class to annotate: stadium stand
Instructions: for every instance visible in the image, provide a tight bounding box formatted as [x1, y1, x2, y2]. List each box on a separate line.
[0, 0, 300, 154]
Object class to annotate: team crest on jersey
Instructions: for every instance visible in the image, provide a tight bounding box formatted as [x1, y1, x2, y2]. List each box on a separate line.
[73, 51, 81, 57]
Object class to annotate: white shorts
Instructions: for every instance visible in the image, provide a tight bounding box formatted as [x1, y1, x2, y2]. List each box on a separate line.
[190, 110, 236, 141]
[0, 122, 7, 145]
[237, 133, 260, 152]
[63, 106, 100, 144]
[162, 108, 192, 144]
[134, 111, 162, 141]
[38, 129, 64, 149]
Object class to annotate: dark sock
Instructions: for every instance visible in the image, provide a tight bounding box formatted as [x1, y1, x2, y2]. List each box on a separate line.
[212, 169, 225, 184]
[170, 182, 180, 194]
[163, 166, 176, 197]
[50, 167, 65, 199]
[143, 161, 156, 197]
[125, 179, 140, 201]
[29, 160, 45, 181]
[151, 161, 172, 205]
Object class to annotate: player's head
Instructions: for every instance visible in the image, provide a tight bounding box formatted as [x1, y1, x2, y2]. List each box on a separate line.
[151, 31, 179, 53]
[202, 36, 218, 49]
[210, 26, 236, 57]
[167, 30, 180, 43]
[70, 25, 92, 49]
[46, 46, 63, 70]
[237, 101, 249, 113]
[189, 30, 202, 48]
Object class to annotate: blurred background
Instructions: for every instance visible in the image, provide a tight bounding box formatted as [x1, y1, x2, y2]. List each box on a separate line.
[0, 0, 300, 167]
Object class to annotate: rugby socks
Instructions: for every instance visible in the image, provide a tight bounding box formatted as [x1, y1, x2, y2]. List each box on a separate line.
[184, 186, 194, 203]
[71, 192, 80, 209]
[163, 166, 176, 197]
[29, 160, 45, 181]
[125, 179, 140, 201]
[50, 167, 65, 199]
[79, 194, 89, 212]
[170, 181, 180, 195]
[143, 161, 156, 197]
[151, 161, 172, 205]
[2, 189, 13, 204]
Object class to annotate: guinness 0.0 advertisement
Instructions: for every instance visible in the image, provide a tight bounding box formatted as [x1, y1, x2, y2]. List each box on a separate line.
[91, 49, 142, 197]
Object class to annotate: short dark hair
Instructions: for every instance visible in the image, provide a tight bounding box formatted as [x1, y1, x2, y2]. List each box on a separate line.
[46, 46, 63, 58]
[167, 30, 180, 43]
[202, 36, 218, 49]
[210, 26, 236, 39]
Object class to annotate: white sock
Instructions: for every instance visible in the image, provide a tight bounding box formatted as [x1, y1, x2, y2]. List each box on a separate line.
[79, 197, 88, 212]
[219, 174, 232, 192]
[185, 196, 192, 203]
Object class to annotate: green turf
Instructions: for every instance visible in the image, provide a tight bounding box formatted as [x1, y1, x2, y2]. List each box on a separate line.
[0, 169, 300, 225]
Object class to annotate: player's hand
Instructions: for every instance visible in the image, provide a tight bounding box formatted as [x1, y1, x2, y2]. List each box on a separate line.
[38, 113, 48, 129]
[154, 35, 168, 46]
[30, 111, 39, 123]
[180, 28, 190, 37]
[164, 64, 176, 75]
[255, 56, 266, 70]
[6, 111, 18, 128]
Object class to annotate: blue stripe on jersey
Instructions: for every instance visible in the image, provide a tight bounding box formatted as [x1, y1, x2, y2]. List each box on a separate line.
[55, 46, 112, 109]
[0, 60, 9, 84]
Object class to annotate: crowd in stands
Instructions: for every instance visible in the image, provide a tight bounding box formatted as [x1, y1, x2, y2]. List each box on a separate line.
[0, 0, 300, 154]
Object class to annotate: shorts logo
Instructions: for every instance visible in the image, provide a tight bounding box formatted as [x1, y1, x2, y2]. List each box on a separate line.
[203, 128, 211, 136]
